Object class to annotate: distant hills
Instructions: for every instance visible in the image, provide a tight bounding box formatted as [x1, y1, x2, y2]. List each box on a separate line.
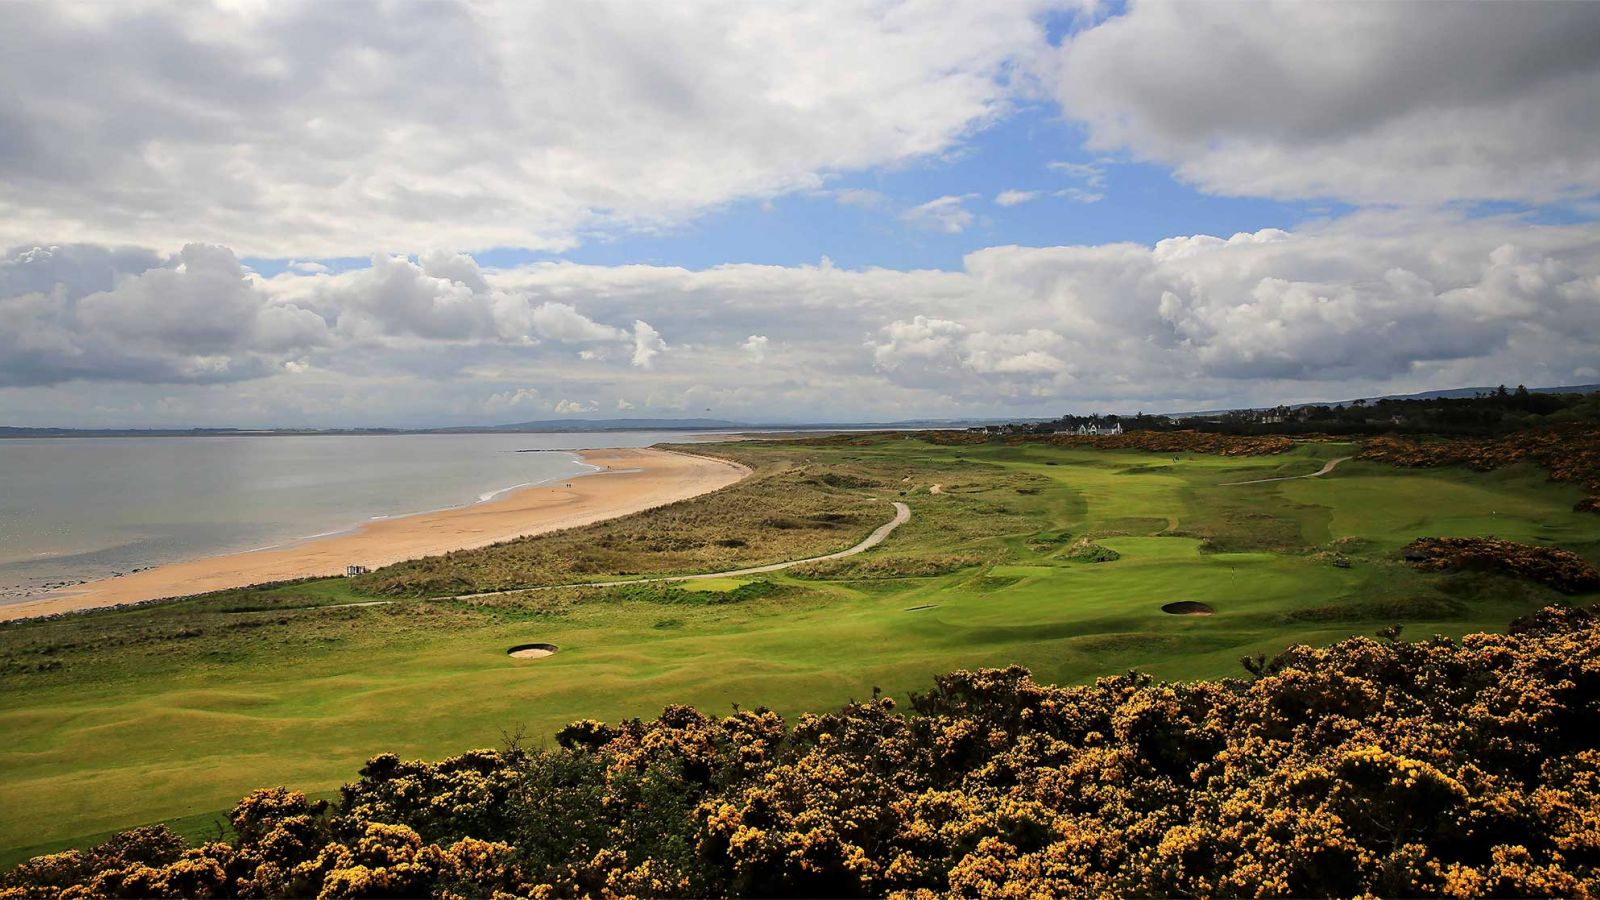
[8, 383, 1595, 437]
[450, 417, 746, 432]
[462, 416, 1010, 432]
[1171, 383, 1600, 417]
[1337, 383, 1600, 403]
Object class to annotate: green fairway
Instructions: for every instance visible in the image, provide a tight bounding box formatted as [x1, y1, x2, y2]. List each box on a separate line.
[2, 435, 1596, 866]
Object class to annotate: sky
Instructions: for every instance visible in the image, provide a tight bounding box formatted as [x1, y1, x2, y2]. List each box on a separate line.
[2, 0, 1599, 428]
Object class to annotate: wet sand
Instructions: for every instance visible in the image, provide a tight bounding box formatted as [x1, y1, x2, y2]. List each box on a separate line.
[0, 448, 749, 621]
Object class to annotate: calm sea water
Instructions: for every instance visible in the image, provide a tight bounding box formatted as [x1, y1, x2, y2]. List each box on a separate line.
[0, 431, 691, 604]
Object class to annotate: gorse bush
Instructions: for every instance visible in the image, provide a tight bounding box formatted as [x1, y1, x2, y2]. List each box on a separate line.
[919, 429, 1296, 455]
[1360, 425, 1600, 511]
[1040, 429, 1295, 456]
[1404, 537, 1600, 594]
[8, 607, 1600, 898]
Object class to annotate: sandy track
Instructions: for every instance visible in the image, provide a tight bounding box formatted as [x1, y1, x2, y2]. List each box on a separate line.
[1, 449, 750, 622]
[1219, 456, 1353, 486]
[448, 500, 912, 601]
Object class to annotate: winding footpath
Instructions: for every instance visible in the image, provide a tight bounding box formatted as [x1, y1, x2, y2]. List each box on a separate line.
[1219, 455, 1354, 486]
[444, 500, 912, 602]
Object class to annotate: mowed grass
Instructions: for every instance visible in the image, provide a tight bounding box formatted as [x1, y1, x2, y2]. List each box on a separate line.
[1, 435, 1596, 866]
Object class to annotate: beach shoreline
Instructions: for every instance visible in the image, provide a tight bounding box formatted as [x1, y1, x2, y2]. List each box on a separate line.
[0, 447, 750, 622]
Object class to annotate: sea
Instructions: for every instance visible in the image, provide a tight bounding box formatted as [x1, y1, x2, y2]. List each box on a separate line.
[0, 431, 705, 606]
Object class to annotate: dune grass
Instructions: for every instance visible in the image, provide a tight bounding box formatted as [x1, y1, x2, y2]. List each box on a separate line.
[354, 455, 895, 596]
[1, 434, 1596, 866]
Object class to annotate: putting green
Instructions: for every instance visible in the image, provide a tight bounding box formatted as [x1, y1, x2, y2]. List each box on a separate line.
[676, 577, 748, 592]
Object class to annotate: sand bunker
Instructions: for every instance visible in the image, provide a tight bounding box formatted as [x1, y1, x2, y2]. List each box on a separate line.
[507, 642, 559, 659]
[1162, 601, 1214, 616]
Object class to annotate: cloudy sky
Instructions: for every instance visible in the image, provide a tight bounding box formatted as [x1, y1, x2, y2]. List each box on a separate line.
[4, 0, 1599, 427]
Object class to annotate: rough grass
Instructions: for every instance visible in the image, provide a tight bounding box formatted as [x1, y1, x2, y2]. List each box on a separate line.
[358, 460, 884, 596]
[1062, 539, 1121, 563]
[1, 433, 1597, 865]
[790, 554, 986, 580]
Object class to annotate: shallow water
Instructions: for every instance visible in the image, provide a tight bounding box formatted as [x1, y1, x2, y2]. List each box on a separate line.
[0, 431, 686, 604]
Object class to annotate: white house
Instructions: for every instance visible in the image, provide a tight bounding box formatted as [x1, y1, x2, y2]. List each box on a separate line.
[1074, 422, 1123, 436]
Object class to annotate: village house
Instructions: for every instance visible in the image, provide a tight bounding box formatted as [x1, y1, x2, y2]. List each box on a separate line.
[1075, 422, 1123, 436]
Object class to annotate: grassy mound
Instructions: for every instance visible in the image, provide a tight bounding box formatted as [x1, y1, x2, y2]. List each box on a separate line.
[1062, 538, 1121, 563]
[1404, 537, 1600, 594]
[8, 608, 1600, 898]
[789, 553, 984, 580]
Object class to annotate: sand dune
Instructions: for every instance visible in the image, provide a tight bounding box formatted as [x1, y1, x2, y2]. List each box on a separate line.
[446, 500, 912, 599]
[0, 448, 749, 621]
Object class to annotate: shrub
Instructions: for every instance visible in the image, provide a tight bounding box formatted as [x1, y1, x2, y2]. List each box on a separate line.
[922, 429, 1294, 455]
[1063, 539, 1120, 563]
[12, 609, 1600, 897]
[1359, 425, 1600, 510]
[1402, 537, 1600, 594]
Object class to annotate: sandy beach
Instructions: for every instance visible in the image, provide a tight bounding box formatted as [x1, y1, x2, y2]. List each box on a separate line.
[0, 448, 749, 621]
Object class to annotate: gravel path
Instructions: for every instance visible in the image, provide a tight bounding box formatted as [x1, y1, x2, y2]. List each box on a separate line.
[445, 500, 912, 601]
[1220, 456, 1353, 486]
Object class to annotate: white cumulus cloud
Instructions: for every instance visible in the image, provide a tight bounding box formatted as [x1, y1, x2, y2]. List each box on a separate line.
[631, 320, 667, 368]
[6, 212, 1600, 425]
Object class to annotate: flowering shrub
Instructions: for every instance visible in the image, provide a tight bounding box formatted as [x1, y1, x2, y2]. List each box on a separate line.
[7, 608, 1600, 898]
[919, 428, 1295, 455]
[1404, 537, 1600, 594]
[1359, 425, 1600, 511]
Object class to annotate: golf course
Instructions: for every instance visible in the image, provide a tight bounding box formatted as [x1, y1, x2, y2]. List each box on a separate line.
[2, 432, 1596, 867]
